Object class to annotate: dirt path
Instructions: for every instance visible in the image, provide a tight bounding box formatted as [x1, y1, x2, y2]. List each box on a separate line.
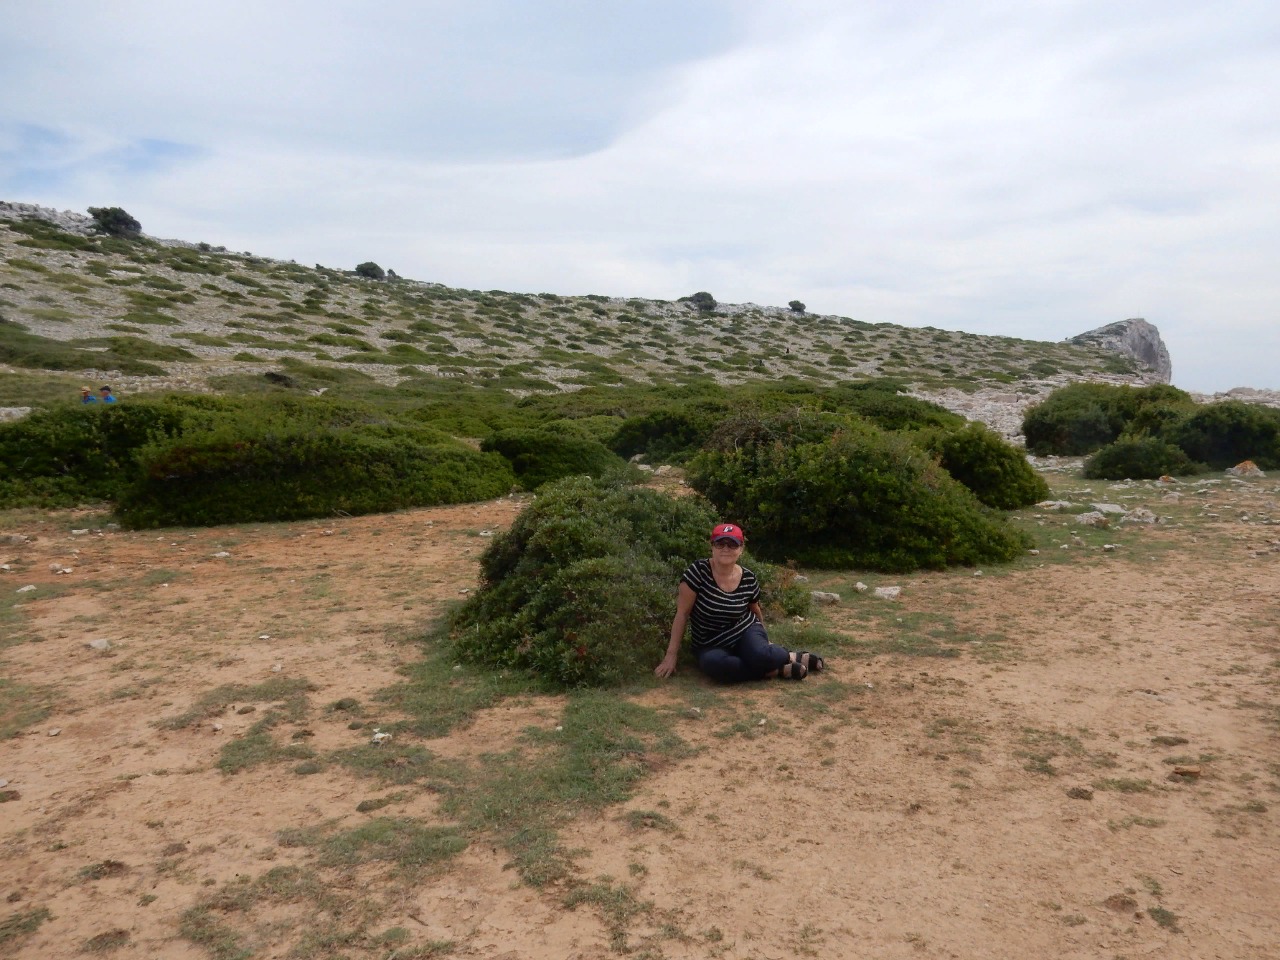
[1, 475, 1277, 959]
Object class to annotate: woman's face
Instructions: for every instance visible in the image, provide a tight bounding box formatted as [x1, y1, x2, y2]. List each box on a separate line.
[711, 538, 743, 557]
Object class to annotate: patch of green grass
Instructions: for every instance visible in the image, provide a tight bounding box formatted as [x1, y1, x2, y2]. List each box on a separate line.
[621, 809, 679, 832]
[0, 677, 57, 738]
[330, 743, 455, 786]
[282, 817, 468, 879]
[161, 676, 314, 730]
[1093, 777, 1153, 793]
[1108, 816, 1165, 831]
[83, 928, 131, 952]
[1147, 906, 1180, 932]
[0, 907, 51, 950]
[218, 716, 316, 774]
[565, 880, 655, 952]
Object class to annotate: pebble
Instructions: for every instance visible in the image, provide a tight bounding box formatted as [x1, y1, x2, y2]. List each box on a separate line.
[270, 663, 282, 673]
[873, 586, 901, 600]
[212, 551, 231, 558]
[258, 634, 271, 640]
[810, 591, 841, 604]
[756, 718, 767, 726]
[855, 582, 869, 592]
[0, 779, 8, 789]
[1027, 549, 1040, 555]
[86, 638, 112, 651]
[211, 723, 223, 732]
[16, 584, 36, 593]
[47, 728, 61, 737]
[71, 529, 89, 535]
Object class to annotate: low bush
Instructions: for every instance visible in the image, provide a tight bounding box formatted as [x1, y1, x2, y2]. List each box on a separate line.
[481, 428, 627, 490]
[1162, 400, 1280, 469]
[117, 422, 513, 527]
[0, 399, 200, 507]
[686, 411, 1029, 572]
[921, 424, 1049, 509]
[451, 477, 808, 687]
[88, 206, 142, 238]
[1083, 437, 1204, 480]
[608, 402, 730, 463]
[1022, 383, 1197, 456]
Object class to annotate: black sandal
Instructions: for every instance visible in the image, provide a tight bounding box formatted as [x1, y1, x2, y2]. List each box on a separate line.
[794, 651, 826, 673]
[778, 661, 808, 680]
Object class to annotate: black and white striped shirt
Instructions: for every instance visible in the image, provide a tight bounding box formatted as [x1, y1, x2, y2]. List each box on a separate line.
[681, 558, 760, 651]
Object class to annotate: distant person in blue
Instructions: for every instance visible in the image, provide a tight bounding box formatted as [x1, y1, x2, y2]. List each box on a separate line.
[80, 386, 96, 404]
[655, 522, 826, 683]
[99, 386, 117, 404]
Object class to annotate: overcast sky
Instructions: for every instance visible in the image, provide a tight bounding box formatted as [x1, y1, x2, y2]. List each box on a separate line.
[3, 1, 1278, 392]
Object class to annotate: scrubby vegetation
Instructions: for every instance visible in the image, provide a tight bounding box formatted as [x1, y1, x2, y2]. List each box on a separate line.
[686, 410, 1030, 571]
[481, 427, 628, 490]
[920, 423, 1049, 509]
[0, 394, 514, 523]
[450, 477, 809, 688]
[1083, 437, 1204, 480]
[1024, 384, 1280, 474]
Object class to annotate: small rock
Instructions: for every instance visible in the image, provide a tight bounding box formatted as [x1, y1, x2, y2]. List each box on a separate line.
[1027, 549, 1040, 556]
[1124, 508, 1158, 524]
[270, 663, 282, 673]
[55, 567, 73, 575]
[653, 465, 672, 477]
[16, 584, 36, 593]
[1066, 786, 1094, 800]
[1103, 544, 1117, 551]
[211, 723, 223, 732]
[1036, 500, 1074, 510]
[1075, 511, 1109, 527]
[873, 586, 901, 600]
[2, 534, 30, 545]
[258, 634, 271, 640]
[972, 570, 983, 577]
[854, 581, 869, 592]
[687, 707, 702, 717]
[212, 551, 231, 558]
[0, 779, 8, 789]
[47, 728, 61, 737]
[1226, 460, 1265, 478]
[371, 729, 392, 745]
[86, 638, 112, 652]
[1169, 765, 1201, 780]
[756, 718, 767, 726]
[0, 563, 11, 571]
[793, 574, 809, 583]
[1091, 503, 1127, 514]
[479, 530, 493, 537]
[810, 591, 841, 605]
[321, 529, 335, 536]
[71, 529, 89, 536]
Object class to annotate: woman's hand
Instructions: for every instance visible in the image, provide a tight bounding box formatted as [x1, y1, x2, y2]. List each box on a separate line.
[655, 654, 678, 678]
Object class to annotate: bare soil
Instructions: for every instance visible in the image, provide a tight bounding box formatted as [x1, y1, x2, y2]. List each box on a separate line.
[2, 473, 1278, 959]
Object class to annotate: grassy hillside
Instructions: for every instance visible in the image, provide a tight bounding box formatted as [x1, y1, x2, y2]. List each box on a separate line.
[0, 212, 1144, 412]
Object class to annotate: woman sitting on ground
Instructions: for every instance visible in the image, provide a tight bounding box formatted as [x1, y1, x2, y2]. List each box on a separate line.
[655, 523, 825, 682]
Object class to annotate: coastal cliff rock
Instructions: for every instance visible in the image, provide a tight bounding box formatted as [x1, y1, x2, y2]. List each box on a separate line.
[1068, 318, 1172, 383]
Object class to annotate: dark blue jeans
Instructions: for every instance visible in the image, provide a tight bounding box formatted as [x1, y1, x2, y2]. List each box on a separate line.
[696, 621, 791, 683]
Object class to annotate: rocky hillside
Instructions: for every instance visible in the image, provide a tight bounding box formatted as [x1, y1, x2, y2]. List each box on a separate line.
[0, 201, 1176, 435]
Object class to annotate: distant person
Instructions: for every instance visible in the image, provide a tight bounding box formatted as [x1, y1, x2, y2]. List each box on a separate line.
[80, 386, 97, 404]
[99, 386, 117, 404]
[655, 523, 826, 683]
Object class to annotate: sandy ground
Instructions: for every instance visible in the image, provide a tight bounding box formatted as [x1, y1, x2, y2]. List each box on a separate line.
[1, 472, 1277, 959]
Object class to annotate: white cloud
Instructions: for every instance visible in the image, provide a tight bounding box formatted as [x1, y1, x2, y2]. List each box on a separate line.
[3, 0, 1278, 390]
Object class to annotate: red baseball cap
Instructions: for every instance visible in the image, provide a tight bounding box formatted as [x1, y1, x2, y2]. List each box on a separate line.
[710, 523, 744, 545]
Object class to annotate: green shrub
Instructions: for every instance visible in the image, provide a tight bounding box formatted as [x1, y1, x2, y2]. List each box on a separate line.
[1021, 384, 1122, 455]
[1083, 437, 1205, 480]
[355, 262, 385, 280]
[87, 206, 142, 238]
[686, 412, 1029, 572]
[117, 423, 513, 528]
[608, 402, 731, 463]
[451, 477, 807, 687]
[1021, 383, 1198, 456]
[482, 428, 627, 490]
[788, 300, 806, 314]
[0, 399, 199, 507]
[922, 424, 1049, 509]
[1162, 401, 1280, 469]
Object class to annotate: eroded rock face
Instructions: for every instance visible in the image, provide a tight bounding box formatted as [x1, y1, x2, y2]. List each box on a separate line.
[1068, 318, 1172, 382]
[0, 201, 97, 235]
